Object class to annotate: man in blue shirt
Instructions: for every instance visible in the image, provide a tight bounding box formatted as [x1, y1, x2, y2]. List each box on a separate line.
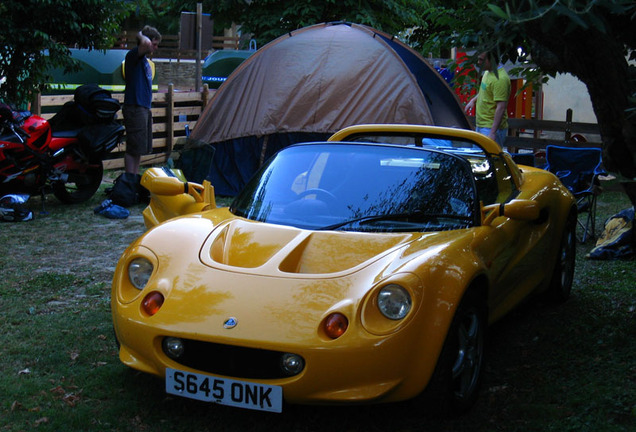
[123, 26, 161, 175]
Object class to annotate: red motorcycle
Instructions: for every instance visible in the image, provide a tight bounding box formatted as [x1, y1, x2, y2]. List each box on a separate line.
[0, 84, 124, 206]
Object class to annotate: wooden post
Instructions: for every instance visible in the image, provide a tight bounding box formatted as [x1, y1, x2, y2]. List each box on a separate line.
[565, 108, 573, 144]
[534, 80, 544, 139]
[166, 84, 175, 156]
[195, 3, 202, 92]
[31, 92, 42, 116]
[201, 83, 209, 109]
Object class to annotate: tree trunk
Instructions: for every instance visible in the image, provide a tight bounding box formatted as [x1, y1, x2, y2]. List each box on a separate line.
[526, 21, 636, 213]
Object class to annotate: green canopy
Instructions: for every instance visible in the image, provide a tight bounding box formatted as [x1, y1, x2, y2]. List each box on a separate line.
[46, 49, 157, 93]
[202, 50, 254, 89]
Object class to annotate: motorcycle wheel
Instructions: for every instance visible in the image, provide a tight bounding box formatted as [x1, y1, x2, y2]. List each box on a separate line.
[52, 159, 104, 204]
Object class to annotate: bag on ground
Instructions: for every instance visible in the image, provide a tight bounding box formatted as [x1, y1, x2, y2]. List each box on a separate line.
[109, 173, 146, 207]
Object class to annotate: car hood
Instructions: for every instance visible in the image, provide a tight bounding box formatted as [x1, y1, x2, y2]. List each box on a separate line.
[199, 216, 420, 276]
[140, 209, 471, 278]
[121, 210, 477, 344]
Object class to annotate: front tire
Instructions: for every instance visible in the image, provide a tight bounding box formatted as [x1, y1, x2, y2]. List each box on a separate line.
[52, 159, 104, 204]
[548, 210, 576, 302]
[418, 288, 487, 417]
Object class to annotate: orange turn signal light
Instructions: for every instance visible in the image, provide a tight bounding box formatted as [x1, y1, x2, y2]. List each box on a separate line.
[142, 291, 165, 316]
[323, 313, 348, 339]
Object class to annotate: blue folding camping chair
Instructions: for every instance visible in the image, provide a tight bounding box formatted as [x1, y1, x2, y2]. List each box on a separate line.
[545, 145, 606, 243]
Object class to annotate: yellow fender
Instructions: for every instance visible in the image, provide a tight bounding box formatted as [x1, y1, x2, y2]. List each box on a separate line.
[140, 167, 216, 229]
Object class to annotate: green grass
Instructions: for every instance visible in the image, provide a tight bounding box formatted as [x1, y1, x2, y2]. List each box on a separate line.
[0, 180, 634, 431]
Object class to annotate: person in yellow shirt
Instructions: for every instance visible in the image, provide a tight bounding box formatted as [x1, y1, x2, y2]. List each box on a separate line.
[465, 52, 511, 147]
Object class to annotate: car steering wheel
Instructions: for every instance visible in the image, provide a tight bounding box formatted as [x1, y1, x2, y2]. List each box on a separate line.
[297, 188, 337, 203]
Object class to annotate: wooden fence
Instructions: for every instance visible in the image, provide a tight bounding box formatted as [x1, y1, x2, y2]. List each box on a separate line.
[505, 109, 601, 152]
[31, 85, 214, 170]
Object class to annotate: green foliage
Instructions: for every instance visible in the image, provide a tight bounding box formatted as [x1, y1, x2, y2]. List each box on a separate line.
[124, 0, 193, 35]
[412, 0, 636, 80]
[126, 0, 425, 48]
[228, 0, 425, 47]
[0, 0, 131, 105]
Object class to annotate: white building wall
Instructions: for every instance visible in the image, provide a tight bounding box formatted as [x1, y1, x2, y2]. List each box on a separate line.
[542, 73, 598, 123]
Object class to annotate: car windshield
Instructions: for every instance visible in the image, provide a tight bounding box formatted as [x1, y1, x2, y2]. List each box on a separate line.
[231, 143, 478, 232]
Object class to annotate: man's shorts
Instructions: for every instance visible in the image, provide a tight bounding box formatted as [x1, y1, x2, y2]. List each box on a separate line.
[123, 104, 153, 156]
[476, 127, 507, 147]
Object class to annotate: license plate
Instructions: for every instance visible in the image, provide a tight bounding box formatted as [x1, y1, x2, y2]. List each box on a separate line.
[165, 368, 283, 413]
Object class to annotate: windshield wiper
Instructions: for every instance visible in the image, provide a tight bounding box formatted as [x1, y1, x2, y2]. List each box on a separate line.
[318, 210, 473, 231]
[318, 210, 429, 230]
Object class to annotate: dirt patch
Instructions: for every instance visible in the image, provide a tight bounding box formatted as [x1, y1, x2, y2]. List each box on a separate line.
[3, 184, 147, 284]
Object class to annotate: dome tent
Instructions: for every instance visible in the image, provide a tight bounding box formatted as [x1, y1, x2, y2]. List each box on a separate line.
[191, 22, 471, 196]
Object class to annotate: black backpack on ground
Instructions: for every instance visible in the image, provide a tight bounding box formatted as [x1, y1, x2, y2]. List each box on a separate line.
[108, 173, 149, 207]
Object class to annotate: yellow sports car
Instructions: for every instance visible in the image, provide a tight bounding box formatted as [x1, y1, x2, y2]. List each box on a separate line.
[111, 124, 576, 416]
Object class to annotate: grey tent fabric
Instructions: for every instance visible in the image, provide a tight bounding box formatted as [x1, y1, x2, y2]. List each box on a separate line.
[191, 22, 471, 195]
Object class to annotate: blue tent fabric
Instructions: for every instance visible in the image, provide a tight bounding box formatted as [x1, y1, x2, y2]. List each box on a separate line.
[587, 207, 634, 260]
[210, 133, 329, 196]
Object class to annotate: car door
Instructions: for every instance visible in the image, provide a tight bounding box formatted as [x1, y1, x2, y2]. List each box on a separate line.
[474, 155, 552, 321]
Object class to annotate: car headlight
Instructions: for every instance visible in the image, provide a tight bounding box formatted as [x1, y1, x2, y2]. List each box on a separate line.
[128, 257, 154, 290]
[377, 284, 412, 320]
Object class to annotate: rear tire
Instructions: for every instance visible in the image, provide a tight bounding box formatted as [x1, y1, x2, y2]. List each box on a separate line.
[418, 288, 487, 418]
[548, 210, 576, 302]
[52, 159, 104, 204]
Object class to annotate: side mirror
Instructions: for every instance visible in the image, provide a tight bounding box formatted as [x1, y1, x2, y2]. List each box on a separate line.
[140, 168, 217, 229]
[482, 199, 541, 225]
[142, 175, 187, 196]
[140, 167, 215, 205]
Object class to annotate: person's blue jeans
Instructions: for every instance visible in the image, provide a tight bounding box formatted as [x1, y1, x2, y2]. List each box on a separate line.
[476, 127, 507, 147]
